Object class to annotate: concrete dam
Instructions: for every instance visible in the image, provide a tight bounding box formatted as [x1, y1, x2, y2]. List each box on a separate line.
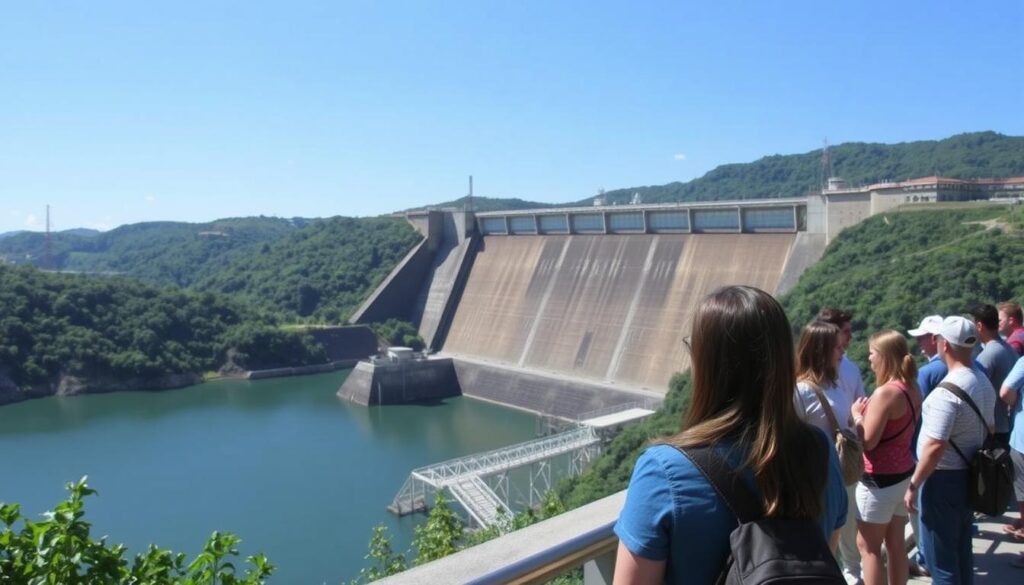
[444, 233, 799, 390]
[345, 200, 825, 414]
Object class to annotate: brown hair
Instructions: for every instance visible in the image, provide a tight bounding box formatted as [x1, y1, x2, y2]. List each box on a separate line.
[817, 307, 852, 328]
[998, 302, 1023, 324]
[869, 330, 919, 393]
[665, 286, 826, 519]
[796, 321, 840, 387]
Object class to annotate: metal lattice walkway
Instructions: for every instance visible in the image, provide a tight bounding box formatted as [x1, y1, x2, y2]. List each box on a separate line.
[388, 426, 601, 528]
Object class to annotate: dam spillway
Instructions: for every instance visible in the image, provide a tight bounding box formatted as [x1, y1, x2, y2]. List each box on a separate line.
[441, 233, 800, 391]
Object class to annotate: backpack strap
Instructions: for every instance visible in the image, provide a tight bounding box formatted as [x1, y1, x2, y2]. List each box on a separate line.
[676, 445, 762, 525]
[803, 380, 844, 436]
[937, 381, 992, 465]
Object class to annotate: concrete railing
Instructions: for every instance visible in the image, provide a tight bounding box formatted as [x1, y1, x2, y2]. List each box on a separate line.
[376, 491, 625, 585]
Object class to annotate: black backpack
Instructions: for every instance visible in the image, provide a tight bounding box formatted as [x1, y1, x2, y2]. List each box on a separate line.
[678, 445, 845, 585]
[938, 381, 1015, 516]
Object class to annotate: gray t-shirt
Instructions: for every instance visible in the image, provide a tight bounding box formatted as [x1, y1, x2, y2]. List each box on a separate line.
[976, 339, 1016, 433]
[918, 366, 996, 470]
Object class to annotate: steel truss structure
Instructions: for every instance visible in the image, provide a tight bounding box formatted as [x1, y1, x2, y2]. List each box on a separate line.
[388, 426, 601, 529]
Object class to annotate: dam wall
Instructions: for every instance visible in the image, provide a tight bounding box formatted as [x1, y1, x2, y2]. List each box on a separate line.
[350, 211, 478, 352]
[441, 233, 801, 393]
[409, 212, 479, 351]
[451, 358, 660, 420]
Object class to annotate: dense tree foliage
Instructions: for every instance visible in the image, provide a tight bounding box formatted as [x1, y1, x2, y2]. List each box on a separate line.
[409, 195, 557, 212]
[192, 217, 422, 322]
[0, 478, 273, 584]
[370, 319, 425, 351]
[0, 215, 423, 325]
[0, 265, 324, 392]
[0, 217, 299, 287]
[781, 204, 1024, 387]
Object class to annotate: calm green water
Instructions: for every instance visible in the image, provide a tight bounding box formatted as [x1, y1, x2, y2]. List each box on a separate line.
[0, 370, 540, 583]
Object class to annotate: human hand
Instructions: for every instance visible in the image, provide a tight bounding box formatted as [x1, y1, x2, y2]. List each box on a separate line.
[851, 397, 868, 419]
[904, 485, 918, 514]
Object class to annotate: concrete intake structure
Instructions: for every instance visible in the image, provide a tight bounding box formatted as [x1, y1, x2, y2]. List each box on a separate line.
[442, 233, 802, 392]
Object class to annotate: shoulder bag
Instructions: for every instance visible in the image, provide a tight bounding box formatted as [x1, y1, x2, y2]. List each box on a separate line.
[805, 380, 864, 485]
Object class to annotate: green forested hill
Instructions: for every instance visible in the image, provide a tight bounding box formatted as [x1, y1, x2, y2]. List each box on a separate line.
[414, 131, 1024, 211]
[588, 132, 1024, 206]
[192, 216, 423, 322]
[559, 203, 1024, 506]
[0, 265, 325, 399]
[0, 216, 423, 323]
[0, 217, 300, 287]
[408, 195, 557, 212]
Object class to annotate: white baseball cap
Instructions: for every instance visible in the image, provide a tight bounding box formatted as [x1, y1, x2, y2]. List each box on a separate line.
[908, 315, 944, 337]
[938, 316, 978, 348]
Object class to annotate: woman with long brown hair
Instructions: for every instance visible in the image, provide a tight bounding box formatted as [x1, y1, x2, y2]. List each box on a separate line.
[851, 331, 921, 585]
[793, 320, 863, 578]
[613, 286, 847, 584]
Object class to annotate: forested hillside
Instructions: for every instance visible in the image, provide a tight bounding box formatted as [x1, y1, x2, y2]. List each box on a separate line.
[192, 217, 422, 322]
[407, 195, 556, 212]
[0, 217, 300, 287]
[416, 132, 1024, 211]
[559, 203, 1024, 505]
[589, 132, 1024, 206]
[0, 216, 423, 323]
[0, 265, 326, 403]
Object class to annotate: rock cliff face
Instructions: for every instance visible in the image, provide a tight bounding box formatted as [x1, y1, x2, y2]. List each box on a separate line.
[0, 371, 204, 406]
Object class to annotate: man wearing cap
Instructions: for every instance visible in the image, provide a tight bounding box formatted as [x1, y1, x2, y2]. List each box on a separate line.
[905, 315, 946, 578]
[909, 315, 947, 399]
[905, 316, 996, 585]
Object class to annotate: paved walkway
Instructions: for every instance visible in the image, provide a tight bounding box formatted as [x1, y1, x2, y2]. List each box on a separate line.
[909, 510, 1022, 584]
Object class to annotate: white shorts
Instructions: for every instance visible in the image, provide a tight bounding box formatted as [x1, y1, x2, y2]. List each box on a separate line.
[855, 477, 910, 524]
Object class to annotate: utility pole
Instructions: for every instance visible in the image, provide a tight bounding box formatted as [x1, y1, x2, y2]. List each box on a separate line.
[466, 175, 474, 213]
[820, 138, 833, 191]
[44, 204, 53, 270]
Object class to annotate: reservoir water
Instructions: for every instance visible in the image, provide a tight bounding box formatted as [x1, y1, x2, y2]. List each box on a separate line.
[0, 369, 541, 583]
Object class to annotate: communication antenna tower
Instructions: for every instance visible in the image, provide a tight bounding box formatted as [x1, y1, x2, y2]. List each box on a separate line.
[820, 138, 833, 191]
[44, 204, 53, 270]
[466, 175, 474, 213]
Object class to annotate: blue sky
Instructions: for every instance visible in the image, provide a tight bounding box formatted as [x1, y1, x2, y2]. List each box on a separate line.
[2, 1, 1022, 232]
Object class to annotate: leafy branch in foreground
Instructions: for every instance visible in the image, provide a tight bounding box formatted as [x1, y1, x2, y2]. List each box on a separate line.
[0, 477, 273, 584]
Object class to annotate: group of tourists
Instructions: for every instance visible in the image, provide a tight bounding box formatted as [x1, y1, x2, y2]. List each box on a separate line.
[612, 286, 1024, 585]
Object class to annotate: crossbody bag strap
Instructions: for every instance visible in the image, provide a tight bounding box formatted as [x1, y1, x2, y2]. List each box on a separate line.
[676, 445, 762, 525]
[804, 380, 843, 436]
[937, 381, 992, 466]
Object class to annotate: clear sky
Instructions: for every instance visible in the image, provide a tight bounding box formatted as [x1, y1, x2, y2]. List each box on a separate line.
[2, 1, 1022, 232]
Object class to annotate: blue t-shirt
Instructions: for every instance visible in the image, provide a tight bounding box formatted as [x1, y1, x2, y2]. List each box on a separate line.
[614, 432, 847, 585]
[1000, 356, 1024, 452]
[917, 355, 947, 398]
